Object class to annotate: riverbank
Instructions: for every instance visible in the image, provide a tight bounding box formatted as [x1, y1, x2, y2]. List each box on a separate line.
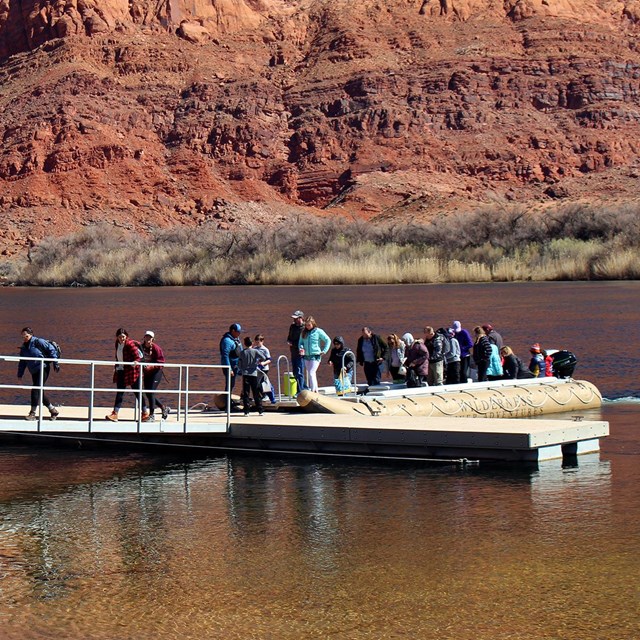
[3, 204, 639, 286]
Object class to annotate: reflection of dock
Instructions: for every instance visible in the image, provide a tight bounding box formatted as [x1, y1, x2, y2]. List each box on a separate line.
[0, 403, 609, 464]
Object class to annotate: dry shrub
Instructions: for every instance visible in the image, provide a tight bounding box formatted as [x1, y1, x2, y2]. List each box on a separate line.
[592, 249, 640, 279]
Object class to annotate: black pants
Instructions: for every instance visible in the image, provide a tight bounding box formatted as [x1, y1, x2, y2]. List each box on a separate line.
[114, 370, 143, 411]
[143, 369, 164, 413]
[242, 375, 263, 414]
[30, 366, 52, 410]
[460, 356, 471, 382]
[477, 360, 489, 382]
[446, 361, 461, 385]
[363, 361, 383, 386]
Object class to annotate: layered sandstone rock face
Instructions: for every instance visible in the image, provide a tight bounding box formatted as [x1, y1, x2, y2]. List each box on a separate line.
[0, 0, 639, 255]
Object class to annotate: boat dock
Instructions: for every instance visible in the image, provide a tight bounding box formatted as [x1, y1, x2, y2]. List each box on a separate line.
[0, 403, 608, 464]
[0, 355, 609, 464]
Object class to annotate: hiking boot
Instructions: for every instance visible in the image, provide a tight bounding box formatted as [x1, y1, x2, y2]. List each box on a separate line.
[49, 407, 59, 420]
[25, 412, 37, 421]
[161, 406, 171, 420]
[106, 411, 118, 422]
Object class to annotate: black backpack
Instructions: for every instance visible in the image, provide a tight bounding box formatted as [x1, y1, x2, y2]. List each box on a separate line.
[436, 328, 452, 357]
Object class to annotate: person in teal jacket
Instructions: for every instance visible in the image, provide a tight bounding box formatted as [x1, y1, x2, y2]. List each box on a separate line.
[298, 316, 331, 392]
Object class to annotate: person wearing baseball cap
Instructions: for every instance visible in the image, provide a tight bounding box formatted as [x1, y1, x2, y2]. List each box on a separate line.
[287, 311, 306, 393]
[140, 330, 169, 421]
[220, 323, 243, 393]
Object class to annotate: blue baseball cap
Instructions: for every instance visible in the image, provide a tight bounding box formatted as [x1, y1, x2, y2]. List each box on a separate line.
[229, 323, 242, 332]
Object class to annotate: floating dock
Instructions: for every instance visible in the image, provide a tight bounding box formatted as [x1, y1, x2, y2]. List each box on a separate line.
[0, 403, 608, 464]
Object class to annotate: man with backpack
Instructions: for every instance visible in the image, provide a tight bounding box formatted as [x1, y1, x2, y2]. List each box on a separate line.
[17, 326, 60, 420]
[423, 326, 445, 386]
[220, 323, 242, 393]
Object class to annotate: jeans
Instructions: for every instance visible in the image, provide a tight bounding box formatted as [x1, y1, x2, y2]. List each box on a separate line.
[363, 361, 383, 386]
[291, 352, 306, 392]
[29, 365, 52, 411]
[113, 370, 143, 411]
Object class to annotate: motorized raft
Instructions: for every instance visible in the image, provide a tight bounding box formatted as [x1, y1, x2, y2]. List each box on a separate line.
[296, 377, 602, 419]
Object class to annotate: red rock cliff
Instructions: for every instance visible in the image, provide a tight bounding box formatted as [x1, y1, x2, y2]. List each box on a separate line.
[1, 0, 639, 254]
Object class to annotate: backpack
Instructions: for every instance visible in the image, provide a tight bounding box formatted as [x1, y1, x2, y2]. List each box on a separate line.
[436, 328, 452, 358]
[49, 340, 61, 359]
[229, 339, 242, 360]
[406, 368, 420, 388]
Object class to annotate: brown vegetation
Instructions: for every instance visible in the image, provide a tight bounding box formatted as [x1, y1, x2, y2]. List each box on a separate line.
[4, 203, 639, 286]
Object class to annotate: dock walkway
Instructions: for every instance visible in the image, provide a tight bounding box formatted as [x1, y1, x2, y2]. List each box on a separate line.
[0, 354, 608, 464]
[0, 403, 608, 464]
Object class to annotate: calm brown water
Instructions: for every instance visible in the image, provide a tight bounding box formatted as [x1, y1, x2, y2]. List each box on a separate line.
[0, 283, 639, 639]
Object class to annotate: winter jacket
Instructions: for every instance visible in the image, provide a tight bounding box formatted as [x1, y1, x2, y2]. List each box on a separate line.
[356, 334, 388, 365]
[486, 344, 504, 377]
[454, 328, 474, 358]
[473, 335, 492, 365]
[404, 340, 429, 377]
[299, 327, 331, 359]
[426, 333, 445, 363]
[141, 342, 165, 374]
[328, 337, 355, 378]
[220, 332, 241, 369]
[18, 337, 58, 377]
[114, 338, 141, 386]
[502, 354, 534, 379]
[287, 322, 303, 356]
[445, 336, 461, 364]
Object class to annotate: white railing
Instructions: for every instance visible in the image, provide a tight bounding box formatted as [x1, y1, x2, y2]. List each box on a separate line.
[0, 355, 231, 433]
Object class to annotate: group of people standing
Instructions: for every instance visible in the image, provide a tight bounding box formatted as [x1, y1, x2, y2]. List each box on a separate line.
[16, 314, 568, 421]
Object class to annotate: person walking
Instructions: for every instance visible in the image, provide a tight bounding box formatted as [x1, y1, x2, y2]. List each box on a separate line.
[106, 328, 143, 422]
[140, 330, 170, 421]
[298, 316, 331, 392]
[220, 323, 242, 393]
[287, 310, 306, 393]
[356, 327, 388, 387]
[17, 327, 60, 420]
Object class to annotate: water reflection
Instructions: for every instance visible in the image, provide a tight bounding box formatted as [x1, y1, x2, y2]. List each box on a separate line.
[1, 447, 638, 639]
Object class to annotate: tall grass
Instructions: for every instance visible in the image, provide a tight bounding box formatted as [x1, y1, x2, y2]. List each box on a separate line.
[4, 202, 639, 286]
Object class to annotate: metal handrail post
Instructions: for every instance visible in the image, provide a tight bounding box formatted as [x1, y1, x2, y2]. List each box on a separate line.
[276, 355, 291, 401]
[225, 366, 231, 432]
[183, 365, 190, 433]
[177, 364, 183, 422]
[37, 359, 44, 432]
[136, 362, 144, 434]
[89, 363, 95, 432]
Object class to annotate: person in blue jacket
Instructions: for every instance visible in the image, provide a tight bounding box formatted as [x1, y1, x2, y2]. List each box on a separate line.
[17, 327, 60, 420]
[219, 323, 242, 392]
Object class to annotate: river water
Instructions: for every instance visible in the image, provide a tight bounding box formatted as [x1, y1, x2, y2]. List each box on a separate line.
[0, 283, 638, 639]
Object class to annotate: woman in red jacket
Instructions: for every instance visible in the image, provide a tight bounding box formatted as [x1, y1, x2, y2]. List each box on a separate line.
[106, 328, 142, 422]
[140, 330, 170, 421]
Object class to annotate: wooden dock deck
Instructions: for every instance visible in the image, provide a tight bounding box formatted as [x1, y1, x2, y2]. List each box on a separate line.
[0, 403, 609, 464]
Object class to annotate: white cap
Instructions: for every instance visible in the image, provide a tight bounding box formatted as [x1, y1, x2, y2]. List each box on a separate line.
[144, 330, 155, 338]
